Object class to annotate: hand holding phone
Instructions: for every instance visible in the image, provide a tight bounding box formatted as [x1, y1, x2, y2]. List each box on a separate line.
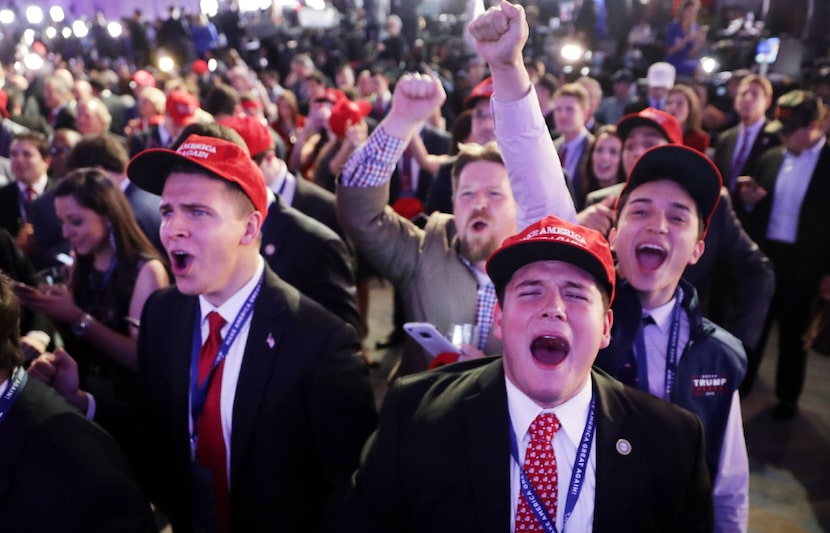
[404, 322, 459, 358]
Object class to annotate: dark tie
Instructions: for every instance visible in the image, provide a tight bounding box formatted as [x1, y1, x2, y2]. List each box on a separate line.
[399, 147, 414, 197]
[729, 129, 751, 192]
[196, 311, 231, 533]
[23, 186, 36, 220]
[515, 413, 561, 531]
[620, 314, 654, 388]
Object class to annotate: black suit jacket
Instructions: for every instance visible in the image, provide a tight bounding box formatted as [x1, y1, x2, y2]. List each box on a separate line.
[342, 358, 713, 532]
[0, 378, 156, 531]
[291, 175, 345, 240]
[51, 105, 77, 131]
[389, 124, 451, 206]
[744, 141, 830, 278]
[261, 197, 360, 332]
[711, 122, 780, 217]
[124, 181, 163, 255]
[0, 177, 57, 242]
[135, 265, 377, 532]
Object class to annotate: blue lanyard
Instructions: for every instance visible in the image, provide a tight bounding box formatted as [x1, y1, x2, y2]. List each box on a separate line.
[189, 274, 264, 446]
[0, 367, 27, 426]
[635, 290, 683, 400]
[509, 394, 596, 533]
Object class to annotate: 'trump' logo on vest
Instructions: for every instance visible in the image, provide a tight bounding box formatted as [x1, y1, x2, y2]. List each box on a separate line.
[691, 374, 729, 397]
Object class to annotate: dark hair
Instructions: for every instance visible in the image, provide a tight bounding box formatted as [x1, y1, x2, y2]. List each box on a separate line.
[203, 83, 240, 117]
[582, 125, 626, 194]
[449, 109, 473, 156]
[66, 134, 129, 173]
[12, 131, 49, 159]
[55, 169, 164, 316]
[0, 275, 24, 371]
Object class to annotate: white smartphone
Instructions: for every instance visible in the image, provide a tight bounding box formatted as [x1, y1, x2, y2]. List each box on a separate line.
[403, 322, 459, 358]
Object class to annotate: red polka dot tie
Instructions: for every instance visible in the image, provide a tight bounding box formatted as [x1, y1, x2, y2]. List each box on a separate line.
[515, 412, 561, 531]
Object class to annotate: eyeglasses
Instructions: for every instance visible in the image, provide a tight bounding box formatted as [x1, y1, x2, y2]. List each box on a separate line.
[49, 146, 72, 156]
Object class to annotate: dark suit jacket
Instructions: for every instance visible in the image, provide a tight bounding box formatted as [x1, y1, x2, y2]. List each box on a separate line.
[0, 117, 32, 158]
[711, 122, 780, 217]
[261, 197, 360, 332]
[0, 177, 57, 241]
[292, 175, 345, 240]
[389, 124, 451, 206]
[743, 141, 830, 278]
[0, 377, 156, 532]
[135, 266, 377, 532]
[554, 133, 595, 211]
[342, 358, 713, 532]
[29, 188, 71, 270]
[51, 105, 77, 132]
[124, 181, 163, 255]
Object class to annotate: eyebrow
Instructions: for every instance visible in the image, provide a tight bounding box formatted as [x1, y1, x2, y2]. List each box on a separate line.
[628, 196, 694, 213]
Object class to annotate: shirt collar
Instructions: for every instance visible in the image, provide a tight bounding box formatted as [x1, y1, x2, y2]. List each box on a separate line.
[17, 174, 48, 196]
[642, 286, 683, 334]
[506, 370, 593, 447]
[198, 256, 265, 329]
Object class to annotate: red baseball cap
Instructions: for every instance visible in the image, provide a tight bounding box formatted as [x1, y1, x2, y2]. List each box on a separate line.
[130, 69, 156, 89]
[192, 59, 209, 75]
[616, 108, 683, 145]
[219, 115, 273, 156]
[463, 77, 494, 109]
[126, 134, 268, 215]
[487, 215, 616, 303]
[328, 97, 371, 138]
[617, 144, 722, 236]
[0, 89, 9, 119]
[165, 89, 200, 126]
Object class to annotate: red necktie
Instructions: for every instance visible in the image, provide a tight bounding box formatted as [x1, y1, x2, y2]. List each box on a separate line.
[515, 413, 561, 531]
[196, 311, 231, 533]
[400, 147, 414, 196]
[729, 129, 751, 192]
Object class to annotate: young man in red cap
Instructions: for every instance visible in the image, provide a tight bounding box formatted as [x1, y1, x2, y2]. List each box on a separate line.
[341, 213, 713, 532]
[596, 144, 749, 532]
[30, 133, 377, 532]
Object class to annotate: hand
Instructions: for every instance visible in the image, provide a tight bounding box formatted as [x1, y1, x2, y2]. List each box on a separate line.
[468, 0, 528, 70]
[28, 348, 89, 412]
[383, 73, 446, 139]
[344, 118, 368, 148]
[16, 223, 34, 256]
[457, 343, 486, 362]
[577, 195, 616, 236]
[737, 176, 767, 205]
[13, 282, 81, 323]
[20, 330, 49, 361]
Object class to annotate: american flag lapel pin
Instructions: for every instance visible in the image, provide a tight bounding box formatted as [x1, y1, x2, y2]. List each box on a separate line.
[266, 333, 275, 349]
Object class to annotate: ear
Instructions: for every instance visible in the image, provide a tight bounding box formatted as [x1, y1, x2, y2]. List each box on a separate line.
[607, 226, 618, 252]
[599, 308, 613, 349]
[493, 302, 504, 341]
[687, 238, 705, 266]
[239, 210, 264, 246]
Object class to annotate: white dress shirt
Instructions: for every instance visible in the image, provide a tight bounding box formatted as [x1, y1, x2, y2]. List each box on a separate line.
[191, 256, 265, 483]
[506, 374, 596, 532]
[642, 294, 749, 532]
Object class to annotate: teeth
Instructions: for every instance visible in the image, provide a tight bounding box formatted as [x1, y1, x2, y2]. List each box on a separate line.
[637, 244, 665, 253]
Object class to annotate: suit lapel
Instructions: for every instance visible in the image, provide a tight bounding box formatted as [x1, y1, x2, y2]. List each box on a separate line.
[463, 360, 511, 531]
[229, 268, 289, 481]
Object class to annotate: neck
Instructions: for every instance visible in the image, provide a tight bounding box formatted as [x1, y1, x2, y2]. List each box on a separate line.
[638, 286, 676, 311]
[94, 245, 116, 272]
[204, 251, 259, 307]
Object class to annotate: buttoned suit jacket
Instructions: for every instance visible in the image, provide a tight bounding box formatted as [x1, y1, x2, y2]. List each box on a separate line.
[134, 265, 377, 532]
[0, 377, 156, 532]
[743, 141, 830, 278]
[260, 197, 360, 332]
[341, 358, 713, 532]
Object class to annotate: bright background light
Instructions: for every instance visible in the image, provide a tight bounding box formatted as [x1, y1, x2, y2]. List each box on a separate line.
[45, 26, 57, 39]
[561, 43, 584, 62]
[72, 20, 88, 38]
[701, 56, 719, 74]
[50, 6, 64, 22]
[158, 55, 175, 73]
[200, 0, 219, 18]
[25, 6, 43, 25]
[23, 53, 44, 71]
[107, 21, 122, 38]
[0, 9, 14, 24]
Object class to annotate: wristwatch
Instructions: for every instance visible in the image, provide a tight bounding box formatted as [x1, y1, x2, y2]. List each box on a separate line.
[72, 313, 94, 337]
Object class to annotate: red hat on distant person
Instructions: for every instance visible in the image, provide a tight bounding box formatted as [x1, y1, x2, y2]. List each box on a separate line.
[487, 215, 616, 303]
[192, 59, 209, 75]
[616, 108, 683, 145]
[0, 89, 9, 119]
[126, 134, 268, 215]
[131, 69, 156, 89]
[463, 76, 494, 109]
[328, 97, 371, 138]
[219, 115, 273, 156]
[165, 89, 200, 126]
